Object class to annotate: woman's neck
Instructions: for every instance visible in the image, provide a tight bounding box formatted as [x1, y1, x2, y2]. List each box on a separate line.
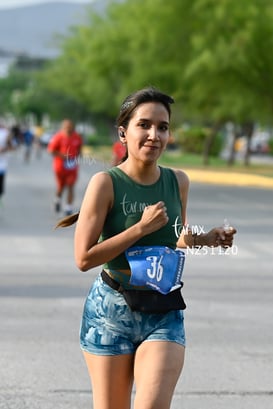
[118, 160, 160, 185]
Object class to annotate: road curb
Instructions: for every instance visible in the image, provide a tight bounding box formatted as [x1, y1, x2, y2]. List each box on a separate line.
[184, 168, 273, 189]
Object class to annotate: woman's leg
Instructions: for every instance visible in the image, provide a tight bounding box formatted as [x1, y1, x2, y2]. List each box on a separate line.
[54, 172, 64, 212]
[67, 184, 74, 205]
[0, 173, 5, 201]
[83, 351, 135, 409]
[133, 341, 185, 409]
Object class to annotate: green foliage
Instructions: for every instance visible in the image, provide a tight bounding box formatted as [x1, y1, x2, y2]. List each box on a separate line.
[0, 68, 30, 115]
[86, 133, 112, 147]
[184, 0, 273, 124]
[175, 126, 223, 157]
[159, 151, 227, 167]
[0, 62, 92, 123]
[38, 0, 194, 122]
[2, 0, 273, 162]
[38, 0, 273, 127]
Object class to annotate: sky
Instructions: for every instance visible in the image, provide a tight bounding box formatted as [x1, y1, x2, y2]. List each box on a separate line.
[0, 0, 93, 9]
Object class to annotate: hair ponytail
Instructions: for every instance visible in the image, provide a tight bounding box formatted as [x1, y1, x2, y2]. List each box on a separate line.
[55, 212, 80, 229]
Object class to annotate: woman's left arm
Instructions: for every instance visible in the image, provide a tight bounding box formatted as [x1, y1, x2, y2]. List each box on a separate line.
[174, 169, 236, 248]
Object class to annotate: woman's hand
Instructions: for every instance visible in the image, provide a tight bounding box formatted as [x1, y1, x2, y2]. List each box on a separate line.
[205, 226, 237, 248]
[139, 201, 169, 235]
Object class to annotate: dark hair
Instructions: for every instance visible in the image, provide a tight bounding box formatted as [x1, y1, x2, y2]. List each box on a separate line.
[117, 86, 174, 129]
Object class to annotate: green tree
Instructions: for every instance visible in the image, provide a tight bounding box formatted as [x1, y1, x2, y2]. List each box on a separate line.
[183, 0, 273, 164]
[40, 0, 193, 122]
[37, 0, 273, 160]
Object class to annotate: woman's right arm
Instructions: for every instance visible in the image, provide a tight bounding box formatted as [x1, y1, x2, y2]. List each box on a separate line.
[74, 172, 168, 271]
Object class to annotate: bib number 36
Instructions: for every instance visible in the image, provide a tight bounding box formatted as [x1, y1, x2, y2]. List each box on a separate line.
[146, 255, 163, 282]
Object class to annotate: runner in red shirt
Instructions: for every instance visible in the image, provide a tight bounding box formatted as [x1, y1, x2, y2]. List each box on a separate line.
[48, 119, 83, 215]
[111, 140, 127, 166]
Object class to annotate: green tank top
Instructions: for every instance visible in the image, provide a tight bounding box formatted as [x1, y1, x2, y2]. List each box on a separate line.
[102, 166, 183, 276]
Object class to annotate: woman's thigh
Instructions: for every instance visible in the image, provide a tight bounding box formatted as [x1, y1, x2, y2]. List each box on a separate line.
[134, 341, 185, 409]
[83, 351, 134, 409]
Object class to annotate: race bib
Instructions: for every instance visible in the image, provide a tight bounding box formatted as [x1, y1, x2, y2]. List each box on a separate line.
[125, 246, 185, 294]
[64, 158, 77, 170]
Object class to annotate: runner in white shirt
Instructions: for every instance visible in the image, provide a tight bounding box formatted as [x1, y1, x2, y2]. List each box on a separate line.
[0, 124, 13, 206]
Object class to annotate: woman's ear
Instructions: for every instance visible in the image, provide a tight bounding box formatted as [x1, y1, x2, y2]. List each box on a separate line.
[118, 127, 126, 140]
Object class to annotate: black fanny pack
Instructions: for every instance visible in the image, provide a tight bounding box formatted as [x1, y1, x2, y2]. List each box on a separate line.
[101, 270, 186, 314]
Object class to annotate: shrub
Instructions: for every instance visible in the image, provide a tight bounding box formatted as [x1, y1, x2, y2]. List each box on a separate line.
[175, 126, 223, 157]
[86, 133, 112, 147]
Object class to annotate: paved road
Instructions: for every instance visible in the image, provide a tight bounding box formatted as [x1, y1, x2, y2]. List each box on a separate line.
[1, 148, 272, 409]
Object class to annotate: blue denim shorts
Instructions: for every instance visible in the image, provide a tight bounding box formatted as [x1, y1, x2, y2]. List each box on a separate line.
[80, 275, 186, 355]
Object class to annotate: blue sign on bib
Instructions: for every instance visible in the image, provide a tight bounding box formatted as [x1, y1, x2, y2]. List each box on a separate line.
[64, 158, 77, 170]
[125, 246, 185, 294]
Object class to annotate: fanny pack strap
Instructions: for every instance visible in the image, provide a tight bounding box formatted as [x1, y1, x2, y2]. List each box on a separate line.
[101, 269, 186, 313]
[101, 270, 124, 292]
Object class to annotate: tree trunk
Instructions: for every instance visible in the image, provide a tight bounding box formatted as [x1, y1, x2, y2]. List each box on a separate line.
[227, 125, 241, 166]
[203, 122, 222, 166]
[243, 122, 255, 166]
